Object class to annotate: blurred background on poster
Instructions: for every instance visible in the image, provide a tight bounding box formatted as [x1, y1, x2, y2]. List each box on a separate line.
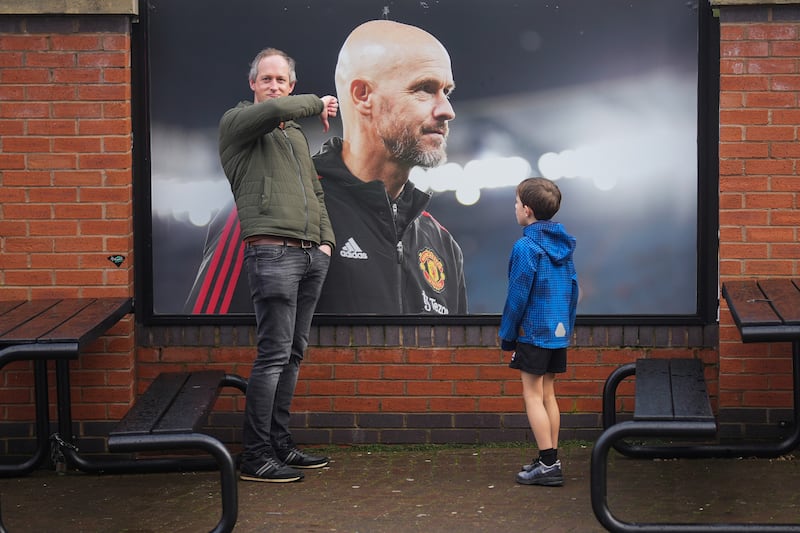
[147, 0, 699, 316]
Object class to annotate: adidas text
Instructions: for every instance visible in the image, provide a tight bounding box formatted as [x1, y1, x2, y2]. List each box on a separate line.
[339, 237, 368, 260]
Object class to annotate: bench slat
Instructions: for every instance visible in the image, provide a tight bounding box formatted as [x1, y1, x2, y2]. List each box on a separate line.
[0, 300, 26, 321]
[153, 370, 224, 434]
[634, 359, 673, 421]
[633, 359, 713, 423]
[669, 359, 714, 422]
[42, 298, 132, 345]
[758, 279, 800, 325]
[723, 280, 800, 342]
[723, 282, 780, 327]
[111, 373, 190, 437]
[2, 299, 92, 342]
[0, 300, 61, 340]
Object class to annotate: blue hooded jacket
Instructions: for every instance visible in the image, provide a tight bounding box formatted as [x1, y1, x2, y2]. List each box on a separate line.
[499, 220, 578, 349]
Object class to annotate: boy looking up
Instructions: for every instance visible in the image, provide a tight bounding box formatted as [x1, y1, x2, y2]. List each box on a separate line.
[499, 177, 578, 486]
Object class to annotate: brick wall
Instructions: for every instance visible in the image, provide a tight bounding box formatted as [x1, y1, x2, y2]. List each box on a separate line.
[0, 14, 136, 450]
[717, 3, 800, 439]
[138, 323, 717, 445]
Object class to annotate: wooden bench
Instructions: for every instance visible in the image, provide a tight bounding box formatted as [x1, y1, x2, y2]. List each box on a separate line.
[633, 359, 714, 424]
[107, 371, 246, 533]
[600, 358, 716, 458]
[590, 358, 717, 533]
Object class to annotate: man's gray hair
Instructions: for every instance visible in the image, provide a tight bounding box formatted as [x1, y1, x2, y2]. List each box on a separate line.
[248, 48, 297, 84]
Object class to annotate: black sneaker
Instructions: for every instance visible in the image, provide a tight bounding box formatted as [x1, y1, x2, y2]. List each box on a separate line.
[277, 446, 329, 469]
[515, 459, 563, 486]
[240, 455, 304, 483]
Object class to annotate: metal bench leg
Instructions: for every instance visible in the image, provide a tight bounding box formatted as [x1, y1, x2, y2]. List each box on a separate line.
[602, 362, 636, 430]
[0, 361, 51, 477]
[592, 421, 717, 532]
[222, 373, 248, 393]
[601, 363, 666, 459]
[591, 421, 628, 533]
[109, 433, 237, 533]
[0, 495, 7, 533]
[591, 421, 800, 532]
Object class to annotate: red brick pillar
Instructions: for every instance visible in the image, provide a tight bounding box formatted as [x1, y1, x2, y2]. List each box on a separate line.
[716, 1, 800, 435]
[0, 4, 136, 439]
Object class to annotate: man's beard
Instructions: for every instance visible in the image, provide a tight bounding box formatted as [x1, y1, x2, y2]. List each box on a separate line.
[380, 123, 448, 168]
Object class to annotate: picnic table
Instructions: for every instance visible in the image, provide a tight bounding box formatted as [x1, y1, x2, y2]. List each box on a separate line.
[592, 279, 800, 532]
[0, 297, 133, 477]
[721, 278, 800, 457]
[0, 297, 243, 533]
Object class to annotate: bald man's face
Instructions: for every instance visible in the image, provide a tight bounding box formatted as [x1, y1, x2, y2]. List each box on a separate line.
[372, 45, 455, 168]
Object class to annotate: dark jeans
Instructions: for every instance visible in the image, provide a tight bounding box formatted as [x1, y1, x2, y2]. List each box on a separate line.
[242, 243, 329, 461]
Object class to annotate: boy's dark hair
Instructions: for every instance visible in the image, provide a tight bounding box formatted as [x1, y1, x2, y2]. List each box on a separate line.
[517, 177, 561, 221]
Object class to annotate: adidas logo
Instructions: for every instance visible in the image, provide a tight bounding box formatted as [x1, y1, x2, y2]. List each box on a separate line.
[339, 237, 368, 260]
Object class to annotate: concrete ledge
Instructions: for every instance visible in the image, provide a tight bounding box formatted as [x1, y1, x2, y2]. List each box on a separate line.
[0, 0, 137, 15]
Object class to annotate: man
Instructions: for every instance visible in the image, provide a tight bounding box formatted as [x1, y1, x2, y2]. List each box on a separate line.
[185, 21, 466, 315]
[313, 20, 467, 315]
[219, 47, 338, 482]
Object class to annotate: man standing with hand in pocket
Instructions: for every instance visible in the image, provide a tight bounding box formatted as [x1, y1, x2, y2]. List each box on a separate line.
[218, 47, 337, 482]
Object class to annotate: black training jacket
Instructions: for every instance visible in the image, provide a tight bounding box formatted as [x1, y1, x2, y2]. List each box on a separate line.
[313, 138, 467, 315]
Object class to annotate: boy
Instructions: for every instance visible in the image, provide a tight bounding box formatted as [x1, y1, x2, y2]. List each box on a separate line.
[499, 177, 578, 486]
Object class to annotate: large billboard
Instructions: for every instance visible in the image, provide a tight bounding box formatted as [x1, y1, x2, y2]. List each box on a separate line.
[143, 0, 704, 319]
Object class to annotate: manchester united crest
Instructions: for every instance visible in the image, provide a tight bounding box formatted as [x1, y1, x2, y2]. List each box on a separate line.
[418, 248, 445, 293]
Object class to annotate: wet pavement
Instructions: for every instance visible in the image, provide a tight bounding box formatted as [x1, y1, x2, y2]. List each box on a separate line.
[1, 443, 799, 532]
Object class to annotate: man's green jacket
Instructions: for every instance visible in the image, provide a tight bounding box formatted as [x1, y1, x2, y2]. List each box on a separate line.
[218, 95, 335, 249]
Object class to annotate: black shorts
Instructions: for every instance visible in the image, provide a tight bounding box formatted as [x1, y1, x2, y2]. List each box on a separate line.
[508, 342, 567, 375]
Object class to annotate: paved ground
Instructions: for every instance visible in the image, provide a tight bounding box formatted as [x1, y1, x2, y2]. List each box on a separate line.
[1, 443, 800, 532]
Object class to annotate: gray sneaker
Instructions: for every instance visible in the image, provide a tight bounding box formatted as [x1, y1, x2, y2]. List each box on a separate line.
[515, 459, 563, 486]
[521, 458, 538, 472]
